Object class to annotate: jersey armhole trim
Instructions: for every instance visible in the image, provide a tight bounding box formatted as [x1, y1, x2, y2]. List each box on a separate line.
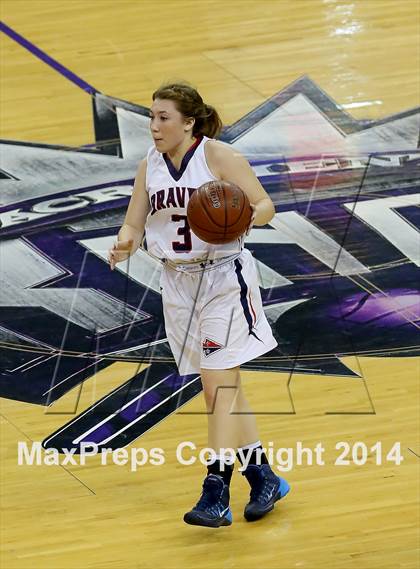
[203, 138, 220, 181]
[145, 146, 155, 192]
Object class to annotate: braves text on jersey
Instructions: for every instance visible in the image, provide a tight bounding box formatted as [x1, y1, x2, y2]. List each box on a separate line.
[144, 136, 243, 262]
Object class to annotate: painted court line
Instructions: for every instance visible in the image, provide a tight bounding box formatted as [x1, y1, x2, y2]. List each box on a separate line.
[0, 20, 98, 94]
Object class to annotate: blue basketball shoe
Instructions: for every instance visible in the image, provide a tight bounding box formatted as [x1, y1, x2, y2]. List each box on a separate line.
[183, 474, 233, 528]
[242, 464, 290, 521]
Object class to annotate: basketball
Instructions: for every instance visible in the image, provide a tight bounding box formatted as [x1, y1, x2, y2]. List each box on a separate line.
[187, 181, 253, 244]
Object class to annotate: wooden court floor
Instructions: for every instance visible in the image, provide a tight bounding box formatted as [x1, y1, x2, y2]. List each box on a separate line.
[1, 1, 419, 568]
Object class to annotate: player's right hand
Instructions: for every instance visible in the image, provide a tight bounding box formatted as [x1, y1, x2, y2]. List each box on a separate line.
[108, 239, 134, 271]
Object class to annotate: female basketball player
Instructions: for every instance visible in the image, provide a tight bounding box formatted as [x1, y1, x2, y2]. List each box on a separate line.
[108, 83, 290, 528]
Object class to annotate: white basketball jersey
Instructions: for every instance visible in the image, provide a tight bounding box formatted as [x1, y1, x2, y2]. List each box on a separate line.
[144, 136, 243, 262]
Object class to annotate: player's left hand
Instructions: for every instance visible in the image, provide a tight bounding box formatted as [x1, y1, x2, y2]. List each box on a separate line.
[246, 203, 257, 236]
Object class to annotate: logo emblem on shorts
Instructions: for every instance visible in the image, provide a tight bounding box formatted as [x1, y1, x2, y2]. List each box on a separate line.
[202, 338, 224, 357]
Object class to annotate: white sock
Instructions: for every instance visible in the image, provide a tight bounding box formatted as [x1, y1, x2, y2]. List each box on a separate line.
[237, 440, 262, 452]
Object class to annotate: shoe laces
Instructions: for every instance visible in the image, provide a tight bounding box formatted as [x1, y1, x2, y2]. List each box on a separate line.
[246, 466, 278, 504]
[195, 475, 224, 512]
[251, 478, 277, 504]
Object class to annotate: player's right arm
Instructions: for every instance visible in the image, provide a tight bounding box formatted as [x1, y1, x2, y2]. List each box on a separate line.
[108, 158, 150, 270]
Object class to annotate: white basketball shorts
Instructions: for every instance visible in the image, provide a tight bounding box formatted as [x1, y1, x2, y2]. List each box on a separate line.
[159, 248, 278, 375]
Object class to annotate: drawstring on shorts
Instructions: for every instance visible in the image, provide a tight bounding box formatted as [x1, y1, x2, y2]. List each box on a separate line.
[162, 253, 241, 275]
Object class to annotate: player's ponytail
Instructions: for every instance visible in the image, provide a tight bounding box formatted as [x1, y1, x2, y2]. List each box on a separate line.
[195, 103, 223, 138]
[152, 82, 223, 139]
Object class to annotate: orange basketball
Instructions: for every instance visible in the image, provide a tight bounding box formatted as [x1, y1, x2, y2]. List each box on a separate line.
[187, 181, 252, 245]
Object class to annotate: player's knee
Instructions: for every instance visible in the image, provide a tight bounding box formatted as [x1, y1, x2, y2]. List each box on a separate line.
[200, 378, 218, 407]
[201, 369, 241, 411]
[203, 389, 216, 411]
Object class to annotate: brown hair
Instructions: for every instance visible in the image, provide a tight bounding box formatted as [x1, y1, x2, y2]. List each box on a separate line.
[152, 82, 223, 138]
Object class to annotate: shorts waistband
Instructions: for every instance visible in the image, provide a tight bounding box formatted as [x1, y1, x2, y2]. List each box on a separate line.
[162, 252, 241, 273]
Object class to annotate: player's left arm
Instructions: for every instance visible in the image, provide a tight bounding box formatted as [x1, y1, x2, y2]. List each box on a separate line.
[206, 141, 275, 225]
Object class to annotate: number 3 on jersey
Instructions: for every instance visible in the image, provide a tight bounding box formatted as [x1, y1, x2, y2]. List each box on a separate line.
[172, 214, 192, 252]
